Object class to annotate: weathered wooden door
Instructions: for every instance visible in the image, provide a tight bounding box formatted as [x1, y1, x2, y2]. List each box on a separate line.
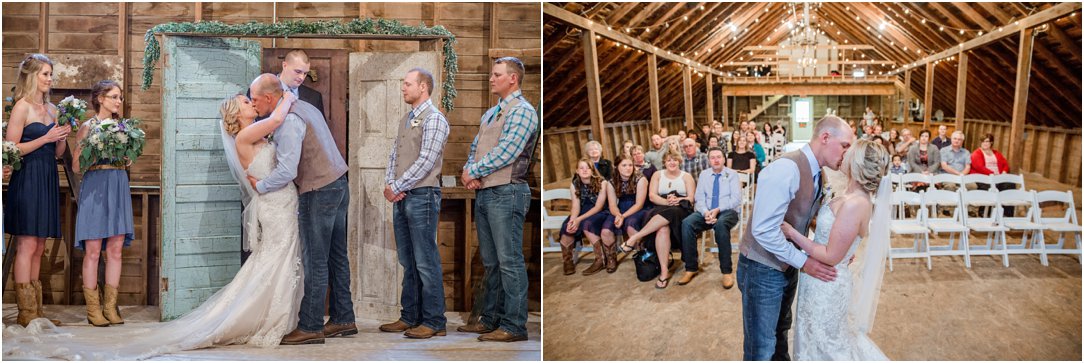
[160, 36, 261, 320]
[348, 50, 441, 320]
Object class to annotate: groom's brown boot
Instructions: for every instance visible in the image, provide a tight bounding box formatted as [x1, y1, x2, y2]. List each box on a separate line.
[324, 321, 358, 337]
[280, 328, 325, 345]
[581, 241, 605, 276]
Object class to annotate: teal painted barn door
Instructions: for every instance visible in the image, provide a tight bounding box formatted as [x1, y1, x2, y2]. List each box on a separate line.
[159, 36, 261, 320]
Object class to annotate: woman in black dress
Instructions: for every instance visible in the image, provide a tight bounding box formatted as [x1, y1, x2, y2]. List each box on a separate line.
[5, 54, 71, 327]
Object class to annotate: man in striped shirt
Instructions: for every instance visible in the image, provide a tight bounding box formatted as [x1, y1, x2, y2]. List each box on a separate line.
[380, 68, 450, 339]
[458, 57, 538, 343]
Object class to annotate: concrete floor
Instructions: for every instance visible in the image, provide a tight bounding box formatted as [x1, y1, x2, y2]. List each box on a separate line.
[2, 307, 540, 360]
[542, 236, 1082, 361]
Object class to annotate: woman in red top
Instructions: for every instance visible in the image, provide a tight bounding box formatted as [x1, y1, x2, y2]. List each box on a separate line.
[969, 133, 1014, 215]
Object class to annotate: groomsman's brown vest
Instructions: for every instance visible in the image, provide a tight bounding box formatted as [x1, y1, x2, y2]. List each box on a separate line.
[392, 103, 443, 189]
[739, 149, 825, 271]
[474, 97, 537, 188]
[289, 100, 348, 193]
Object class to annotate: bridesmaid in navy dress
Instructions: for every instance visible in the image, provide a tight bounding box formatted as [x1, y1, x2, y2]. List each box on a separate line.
[4, 54, 71, 327]
[71, 80, 134, 327]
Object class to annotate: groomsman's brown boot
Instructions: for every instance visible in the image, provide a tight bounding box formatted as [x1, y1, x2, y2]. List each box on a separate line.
[280, 328, 325, 345]
[456, 321, 496, 334]
[378, 319, 413, 333]
[404, 325, 446, 339]
[604, 243, 618, 273]
[324, 321, 358, 337]
[82, 285, 110, 327]
[560, 244, 575, 275]
[102, 284, 124, 325]
[581, 241, 605, 276]
[16, 283, 40, 327]
[31, 280, 61, 326]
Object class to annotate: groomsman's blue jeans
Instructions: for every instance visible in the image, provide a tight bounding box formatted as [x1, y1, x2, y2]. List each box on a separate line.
[393, 186, 447, 331]
[297, 175, 355, 332]
[737, 253, 799, 361]
[475, 182, 531, 337]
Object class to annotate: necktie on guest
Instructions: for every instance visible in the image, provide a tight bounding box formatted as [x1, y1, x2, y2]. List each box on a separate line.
[406, 110, 415, 128]
[710, 173, 721, 211]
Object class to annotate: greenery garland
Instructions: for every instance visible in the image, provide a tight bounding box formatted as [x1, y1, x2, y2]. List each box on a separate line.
[142, 18, 459, 110]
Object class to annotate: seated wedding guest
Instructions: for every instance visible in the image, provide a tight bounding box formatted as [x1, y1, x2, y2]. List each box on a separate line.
[939, 131, 970, 178]
[677, 129, 687, 142]
[584, 140, 613, 180]
[707, 135, 720, 152]
[5, 54, 71, 327]
[631, 145, 656, 180]
[617, 151, 696, 289]
[895, 128, 916, 156]
[558, 158, 611, 276]
[700, 124, 714, 142]
[711, 121, 724, 140]
[657, 126, 669, 138]
[681, 138, 708, 177]
[71, 80, 135, 327]
[746, 132, 766, 176]
[759, 122, 773, 146]
[379, 68, 450, 339]
[970, 133, 1015, 216]
[889, 154, 908, 175]
[679, 147, 741, 288]
[601, 155, 651, 273]
[621, 139, 634, 160]
[728, 136, 757, 176]
[906, 129, 941, 175]
[930, 125, 951, 150]
[645, 134, 664, 170]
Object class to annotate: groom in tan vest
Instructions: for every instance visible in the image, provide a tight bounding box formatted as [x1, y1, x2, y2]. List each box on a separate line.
[737, 116, 852, 360]
[248, 74, 354, 345]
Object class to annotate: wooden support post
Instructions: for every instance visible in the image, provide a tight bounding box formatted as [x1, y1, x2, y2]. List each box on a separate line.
[903, 69, 911, 122]
[1008, 27, 1035, 174]
[648, 54, 661, 133]
[194, 2, 203, 22]
[38, 3, 48, 53]
[582, 29, 608, 157]
[487, 3, 500, 105]
[721, 92, 729, 131]
[955, 51, 968, 131]
[119, 2, 129, 116]
[683, 66, 693, 130]
[705, 75, 715, 127]
[923, 62, 934, 130]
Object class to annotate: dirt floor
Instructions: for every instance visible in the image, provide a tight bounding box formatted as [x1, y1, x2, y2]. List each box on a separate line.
[542, 172, 1082, 360]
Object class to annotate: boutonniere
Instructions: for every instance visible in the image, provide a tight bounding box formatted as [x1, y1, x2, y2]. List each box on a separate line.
[410, 115, 423, 129]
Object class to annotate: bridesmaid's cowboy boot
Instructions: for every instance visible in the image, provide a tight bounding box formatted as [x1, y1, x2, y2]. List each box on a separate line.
[560, 244, 575, 275]
[31, 280, 61, 326]
[581, 241, 606, 276]
[15, 282, 39, 327]
[604, 243, 618, 273]
[83, 285, 110, 327]
[103, 284, 124, 324]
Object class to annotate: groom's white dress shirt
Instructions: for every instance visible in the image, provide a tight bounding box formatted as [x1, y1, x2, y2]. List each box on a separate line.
[749, 144, 821, 269]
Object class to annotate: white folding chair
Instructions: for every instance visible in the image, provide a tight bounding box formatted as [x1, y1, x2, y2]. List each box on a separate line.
[960, 174, 990, 191]
[930, 173, 962, 191]
[990, 173, 1025, 190]
[899, 173, 930, 192]
[737, 173, 753, 238]
[961, 189, 1009, 267]
[542, 188, 572, 253]
[924, 190, 972, 267]
[999, 189, 1047, 266]
[889, 190, 931, 271]
[1034, 190, 1083, 265]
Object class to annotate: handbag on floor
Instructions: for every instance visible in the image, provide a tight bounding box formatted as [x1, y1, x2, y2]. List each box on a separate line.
[633, 249, 663, 282]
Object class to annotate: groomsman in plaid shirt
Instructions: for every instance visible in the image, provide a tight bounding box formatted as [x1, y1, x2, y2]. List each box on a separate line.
[380, 68, 450, 339]
[458, 57, 538, 343]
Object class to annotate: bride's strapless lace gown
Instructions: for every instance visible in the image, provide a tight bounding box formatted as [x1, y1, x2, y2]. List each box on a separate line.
[3, 143, 304, 360]
[793, 202, 888, 361]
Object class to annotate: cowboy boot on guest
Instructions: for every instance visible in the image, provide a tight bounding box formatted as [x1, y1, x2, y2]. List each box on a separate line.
[560, 244, 576, 275]
[581, 240, 605, 276]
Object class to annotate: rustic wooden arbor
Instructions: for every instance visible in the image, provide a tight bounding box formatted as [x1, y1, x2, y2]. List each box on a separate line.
[155, 31, 447, 320]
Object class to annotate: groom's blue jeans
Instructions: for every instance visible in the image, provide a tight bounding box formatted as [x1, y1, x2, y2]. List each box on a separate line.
[297, 175, 354, 332]
[393, 186, 447, 331]
[737, 253, 799, 361]
[475, 182, 531, 337]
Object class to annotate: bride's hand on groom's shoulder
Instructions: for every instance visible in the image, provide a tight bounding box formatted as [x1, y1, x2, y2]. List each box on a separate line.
[282, 91, 297, 105]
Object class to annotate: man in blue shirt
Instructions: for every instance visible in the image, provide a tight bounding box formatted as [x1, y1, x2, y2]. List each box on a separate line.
[678, 147, 742, 287]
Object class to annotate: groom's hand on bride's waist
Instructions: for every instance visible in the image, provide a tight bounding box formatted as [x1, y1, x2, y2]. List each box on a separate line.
[801, 259, 837, 282]
[247, 176, 260, 190]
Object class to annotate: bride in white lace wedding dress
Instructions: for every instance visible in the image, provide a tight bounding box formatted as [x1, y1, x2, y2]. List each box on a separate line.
[3, 94, 303, 360]
[781, 140, 892, 361]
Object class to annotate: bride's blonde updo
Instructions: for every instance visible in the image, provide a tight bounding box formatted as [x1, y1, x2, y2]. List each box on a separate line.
[219, 94, 245, 136]
[842, 139, 890, 193]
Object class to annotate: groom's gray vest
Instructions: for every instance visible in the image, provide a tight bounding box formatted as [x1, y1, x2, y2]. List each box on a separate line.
[289, 100, 347, 193]
[739, 149, 825, 271]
